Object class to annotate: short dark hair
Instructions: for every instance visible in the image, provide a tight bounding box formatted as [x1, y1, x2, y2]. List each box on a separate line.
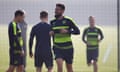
[15, 10, 24, 17]
[40, 11, 48, 18]
[56, 3, 65, 10]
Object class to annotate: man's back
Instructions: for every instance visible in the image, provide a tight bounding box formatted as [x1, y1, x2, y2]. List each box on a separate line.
[29, 11, 53, 71]
[29, 22, 51, 53]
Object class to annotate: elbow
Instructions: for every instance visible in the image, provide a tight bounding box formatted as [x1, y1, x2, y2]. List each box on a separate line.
[101, 37, 104, 40]
[73, 32, 80, 35]
[73, 30, 80, 35]
[102, 35, 104, 39]
[76, 29, 80, 34]
[82, 36, 86, 43]
[77, 29, 80, 34]
[82, 39, 85, 43]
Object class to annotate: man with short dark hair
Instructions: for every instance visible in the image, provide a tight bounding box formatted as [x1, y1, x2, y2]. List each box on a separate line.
[29, 11, 53, 72]
[7, 10, 25, 72]
[82, 16, 104, 72]
[50, 3, 80, 72]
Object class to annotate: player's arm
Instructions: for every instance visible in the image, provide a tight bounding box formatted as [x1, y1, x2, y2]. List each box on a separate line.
[29, 27, 35, 57]
[69, 19, 80, 35]
[49, 23, 54, 36]
[82, 29, 87, 44]
[98, 28, 104, 42]
[12, 23, 23, 51]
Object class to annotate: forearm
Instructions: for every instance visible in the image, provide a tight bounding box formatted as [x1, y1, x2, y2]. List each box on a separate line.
[14, 36, 23, 51]
[29, 37, 33, 52]
[100, 34, 104, 40]
[82, 30, 87, 43]
[70, 22, 80, 35]
[99, 29, 104, 40]
[70, 28, 80, 34]
[82, 36, 87, 43]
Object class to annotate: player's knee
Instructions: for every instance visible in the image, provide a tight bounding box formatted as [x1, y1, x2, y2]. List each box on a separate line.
[48, 68, 53, 72]
[66, 65, 71, 69]
[36, 67, 42, 72]
[17, 65, 24, 72]
[66, 64, 73, 72]
[56, 59, 63, 68]
[48, 66, 53, 70]
[21, 66, 24, 71]
[93, 60, 97, 64]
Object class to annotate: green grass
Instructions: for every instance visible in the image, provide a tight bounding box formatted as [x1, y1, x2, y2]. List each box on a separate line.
[0, 25, 118, 72]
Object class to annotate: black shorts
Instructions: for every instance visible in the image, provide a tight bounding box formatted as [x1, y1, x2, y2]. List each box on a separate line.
[9, 50, 24, 66]
[86, 48, 99, 64]
[53, 47, 73, 64]
[34, 51, 53, 68]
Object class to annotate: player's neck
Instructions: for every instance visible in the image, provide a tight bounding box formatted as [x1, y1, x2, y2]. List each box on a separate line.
[90, 26, 95, 28]
[13, 18, 19, 24]
[41, 20, 48, 23]
[57, 15, 64, 20]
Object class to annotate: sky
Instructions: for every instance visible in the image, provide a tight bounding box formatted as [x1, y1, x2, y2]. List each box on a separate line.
[0, 0, 117, 26]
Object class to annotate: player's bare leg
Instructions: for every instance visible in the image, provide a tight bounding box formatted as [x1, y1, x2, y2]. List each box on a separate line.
[16, 65, 24, 72]
[48, 67, 53, 72]
[92, 60, 98, 72]
[36, 67, 42, 72]
[66, 63, 73, 72]
[56, 58, 63, 72]
[6, 65, 15, 72]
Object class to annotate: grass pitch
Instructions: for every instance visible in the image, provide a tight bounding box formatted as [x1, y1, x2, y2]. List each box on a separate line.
[0, 25, 118, 72]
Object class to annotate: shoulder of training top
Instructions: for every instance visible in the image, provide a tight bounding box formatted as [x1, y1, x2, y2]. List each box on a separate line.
[64, 16, 74, 21]
[84, 27, 89, 31]
[51, 16, 74, 21]
[64, 16, 79, 26]
[51, 18, 56, 22]
[95, 26, 102, 30]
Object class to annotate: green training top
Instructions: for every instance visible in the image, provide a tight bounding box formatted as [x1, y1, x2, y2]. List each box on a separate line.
[51, 16, 80, 49]
[82, 27, 104, 50]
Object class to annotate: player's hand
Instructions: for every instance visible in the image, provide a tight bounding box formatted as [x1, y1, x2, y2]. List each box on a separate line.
[29, 51, 33, 58]
[49, 31, 54, 36]
[60, 29, 68, 34]
[20, 50, 24, 57]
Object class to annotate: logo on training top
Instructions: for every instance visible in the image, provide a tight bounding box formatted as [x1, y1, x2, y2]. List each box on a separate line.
[52, 22, 56, 26]
[62, 20, 66, 24]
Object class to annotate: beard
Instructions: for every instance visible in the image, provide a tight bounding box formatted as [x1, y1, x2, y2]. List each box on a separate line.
[55, 14, 62, 19]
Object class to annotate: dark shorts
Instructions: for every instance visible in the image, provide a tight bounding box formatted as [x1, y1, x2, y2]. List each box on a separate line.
[34, 51, 53, 68]
[53, 47, 73, 64]
[9, 50, 24, 66]
[86, 48, 99, 64]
